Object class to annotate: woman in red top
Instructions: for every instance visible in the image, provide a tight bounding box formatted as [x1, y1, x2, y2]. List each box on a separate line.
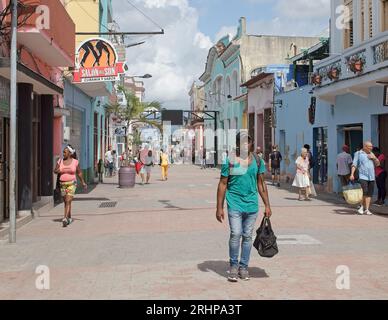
[54, 145, 87, 227]
[373, 147, 386, 206]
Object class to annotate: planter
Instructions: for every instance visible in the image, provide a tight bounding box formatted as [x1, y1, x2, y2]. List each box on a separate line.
[118, 166, 136, 188]
[327, 68, 340, 81]
[312, 73, 322, 85]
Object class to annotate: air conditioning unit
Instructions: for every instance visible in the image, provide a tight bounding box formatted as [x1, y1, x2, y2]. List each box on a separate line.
[63, 127, 70, 141]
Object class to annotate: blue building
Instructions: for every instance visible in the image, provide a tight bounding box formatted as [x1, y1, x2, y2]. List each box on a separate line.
[275, 2, 388, 196]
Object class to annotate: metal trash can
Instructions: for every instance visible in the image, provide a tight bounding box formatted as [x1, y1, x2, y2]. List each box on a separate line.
[119, 166, 136, 188]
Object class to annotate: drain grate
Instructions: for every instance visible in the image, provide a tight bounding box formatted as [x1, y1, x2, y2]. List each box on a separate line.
[98, 201, 118, 208]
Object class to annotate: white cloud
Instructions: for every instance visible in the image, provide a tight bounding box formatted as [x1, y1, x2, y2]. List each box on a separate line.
[113, 0, 212, 108]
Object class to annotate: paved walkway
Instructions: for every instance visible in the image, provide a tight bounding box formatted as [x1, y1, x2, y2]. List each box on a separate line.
[1, 165, 388, 300]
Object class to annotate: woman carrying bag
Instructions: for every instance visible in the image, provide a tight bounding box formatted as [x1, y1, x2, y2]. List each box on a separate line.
[293, 148, 312, 201]
[54, 145, 87, 227]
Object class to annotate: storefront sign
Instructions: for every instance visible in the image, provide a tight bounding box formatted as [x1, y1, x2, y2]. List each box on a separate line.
[73, 38, 126, 83]
[384, 85, 388, 107]
[0, 76, 10, 117]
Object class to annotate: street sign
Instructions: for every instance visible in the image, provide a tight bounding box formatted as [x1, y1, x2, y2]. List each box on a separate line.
[73, 38, 126, 83]
[114, 127, 126, 136]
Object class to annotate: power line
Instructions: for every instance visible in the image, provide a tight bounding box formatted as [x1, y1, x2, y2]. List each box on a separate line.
[73, 0, 110, 32]
[125, 0, 164, 31]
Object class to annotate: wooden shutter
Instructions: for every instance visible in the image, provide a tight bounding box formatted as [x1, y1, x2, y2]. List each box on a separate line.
[368, 0, 373, 38]
[383, 0, 388, 32]
[361, 0, 365, 41]
[344, 1, 354, 48]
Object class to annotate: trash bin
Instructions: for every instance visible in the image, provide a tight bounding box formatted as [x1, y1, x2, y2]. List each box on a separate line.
[119, 166, 136, 188]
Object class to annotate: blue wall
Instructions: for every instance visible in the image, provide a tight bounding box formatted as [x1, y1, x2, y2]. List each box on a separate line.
[276, 84, 388, 193]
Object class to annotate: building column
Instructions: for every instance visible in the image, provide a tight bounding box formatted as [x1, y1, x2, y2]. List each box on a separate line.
[40, 95, 54, 197]
[17, 83, 33, 213]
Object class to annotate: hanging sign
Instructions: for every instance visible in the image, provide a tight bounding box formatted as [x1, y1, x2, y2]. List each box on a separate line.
[73, 38, 126, 83]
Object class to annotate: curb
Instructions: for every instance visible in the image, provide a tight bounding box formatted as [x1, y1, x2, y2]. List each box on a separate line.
[0, 213, 34, 240]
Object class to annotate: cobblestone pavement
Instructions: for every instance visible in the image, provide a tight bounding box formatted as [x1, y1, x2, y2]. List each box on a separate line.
[1, 165, 388, 300]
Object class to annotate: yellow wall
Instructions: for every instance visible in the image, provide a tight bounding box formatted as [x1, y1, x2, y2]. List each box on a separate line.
[64, 0, 100, 48]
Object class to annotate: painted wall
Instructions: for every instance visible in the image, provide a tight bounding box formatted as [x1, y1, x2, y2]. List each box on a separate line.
[276, 84, 388, 193]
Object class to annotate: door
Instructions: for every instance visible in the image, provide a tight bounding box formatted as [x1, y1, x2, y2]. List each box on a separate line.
[32, 96, 41, 203]
[379, 115, 388, 193]
[0, 118, 9, 222]
[313, 127, 328, 185]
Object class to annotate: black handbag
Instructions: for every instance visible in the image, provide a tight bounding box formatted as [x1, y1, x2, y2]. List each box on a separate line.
[253, 217, 279, 258]
[54, 174, 62, 204]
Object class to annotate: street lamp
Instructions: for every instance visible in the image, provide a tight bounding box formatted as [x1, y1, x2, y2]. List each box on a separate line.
[133, 74, 152, 79]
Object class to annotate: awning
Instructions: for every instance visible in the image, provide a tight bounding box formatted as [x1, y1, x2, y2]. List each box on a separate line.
[73, 82, 112, 98]
[0, 58, 63, 95]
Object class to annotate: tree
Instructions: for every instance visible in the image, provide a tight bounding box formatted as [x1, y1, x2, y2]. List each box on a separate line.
[105, 85, 162, 165]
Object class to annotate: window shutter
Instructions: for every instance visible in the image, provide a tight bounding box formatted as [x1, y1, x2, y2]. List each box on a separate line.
[368, 0, 373, 38]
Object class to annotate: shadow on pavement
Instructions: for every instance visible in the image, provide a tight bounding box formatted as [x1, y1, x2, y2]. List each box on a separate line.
[333, 209, 357, 215]
[197, 260, 269, 279]
[73, 197, 110, 202]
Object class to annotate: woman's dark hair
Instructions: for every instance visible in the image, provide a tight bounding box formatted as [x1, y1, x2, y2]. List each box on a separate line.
[304, 144, 311, 151]
[148, 150, 153, 157]
[65, 145, 78, 160]
[373, 147, 381, 156]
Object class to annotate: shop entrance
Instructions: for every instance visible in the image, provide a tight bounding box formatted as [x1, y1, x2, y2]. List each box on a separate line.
[379, 114, 388, 194]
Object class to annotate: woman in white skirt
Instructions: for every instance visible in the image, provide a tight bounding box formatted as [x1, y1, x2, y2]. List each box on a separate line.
[293, 148, 312, 201]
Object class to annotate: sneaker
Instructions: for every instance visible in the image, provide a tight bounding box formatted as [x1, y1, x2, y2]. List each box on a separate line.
[238, 268, 250, 281]
[67, 218, 73, 225]
[277, 183, 281, 188]
[357, 206, 365, 215]
[227, 266, 239, 282]
[365, 210, 373, 216]
[62, 218, 68, 228]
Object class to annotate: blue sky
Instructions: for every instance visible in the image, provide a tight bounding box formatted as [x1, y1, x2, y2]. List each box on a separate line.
[189, 0, 274, 38]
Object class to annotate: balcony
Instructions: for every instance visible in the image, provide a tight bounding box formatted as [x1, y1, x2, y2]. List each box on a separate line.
[313, 31, 388, 103]
[5, 0, 75, 67]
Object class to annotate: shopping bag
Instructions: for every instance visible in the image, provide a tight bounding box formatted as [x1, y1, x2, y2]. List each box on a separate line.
[343, 183, 363, 205]
[308, 178, 317, 197]
[135, 161, 143, 174]
[253, 217, 279, 258]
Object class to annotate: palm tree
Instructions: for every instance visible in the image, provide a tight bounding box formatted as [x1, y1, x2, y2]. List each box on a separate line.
[105, 85, 162, 165]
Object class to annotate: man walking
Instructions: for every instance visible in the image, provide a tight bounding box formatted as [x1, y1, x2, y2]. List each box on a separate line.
[336, 145, 353, 187]
[216, 132, 272, 282]
[105, 146, 114, 177]
[350, 141, 380, 215]
[269, 145, 283, 187]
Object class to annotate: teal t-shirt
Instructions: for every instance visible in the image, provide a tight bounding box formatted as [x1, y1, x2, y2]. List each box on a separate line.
[221, 156, 266, 213]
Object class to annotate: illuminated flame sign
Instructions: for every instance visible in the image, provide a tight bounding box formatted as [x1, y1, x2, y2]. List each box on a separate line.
[73, 38, 126, 83]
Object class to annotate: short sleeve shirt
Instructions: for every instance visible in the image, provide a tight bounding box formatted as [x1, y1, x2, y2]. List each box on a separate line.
[336, 152, 353, 175]
[353, 151, 375, 181]
[221, 156, 266, 213]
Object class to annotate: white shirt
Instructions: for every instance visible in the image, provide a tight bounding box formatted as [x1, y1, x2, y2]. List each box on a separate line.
[336, 152, 353, 175]
[105, 151, 113, 163]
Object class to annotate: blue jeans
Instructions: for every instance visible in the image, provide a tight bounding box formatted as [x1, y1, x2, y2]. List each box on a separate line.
[228, 209, 258, 269]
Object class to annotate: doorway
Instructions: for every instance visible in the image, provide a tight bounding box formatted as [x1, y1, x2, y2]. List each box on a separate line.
[0, 118, 9, 222]
[379, 114, 388, 194]
[313, 127, 328, 184]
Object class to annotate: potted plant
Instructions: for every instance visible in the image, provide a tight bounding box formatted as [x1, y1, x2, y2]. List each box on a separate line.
[311, 73, 322, 85]
[327, 66, 340, 81]
[348, 56, 366, 74]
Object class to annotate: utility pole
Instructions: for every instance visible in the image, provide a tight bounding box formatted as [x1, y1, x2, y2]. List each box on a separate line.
[9, 0, 18, 243]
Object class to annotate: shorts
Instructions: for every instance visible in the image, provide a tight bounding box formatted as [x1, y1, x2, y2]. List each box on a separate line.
[359, 179, 375, 197]
[141, 165, 152, 174]
[60, 181, 77, 197]
[271, 167, 280, 175]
